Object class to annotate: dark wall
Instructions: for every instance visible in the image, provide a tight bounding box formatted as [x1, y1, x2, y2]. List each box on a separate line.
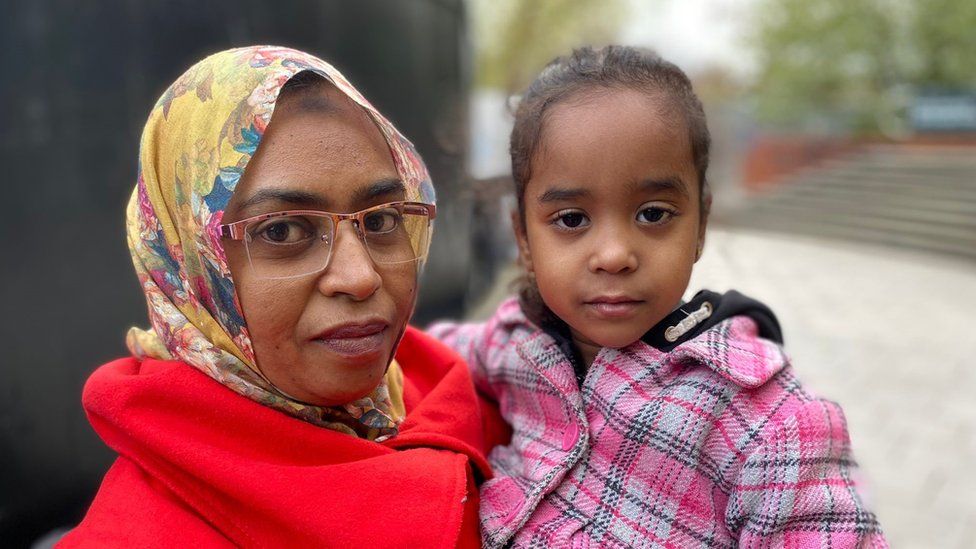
[0, 1, 470, 544]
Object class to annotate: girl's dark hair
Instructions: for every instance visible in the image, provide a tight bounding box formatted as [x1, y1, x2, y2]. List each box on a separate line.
[510, 45, 712, 328]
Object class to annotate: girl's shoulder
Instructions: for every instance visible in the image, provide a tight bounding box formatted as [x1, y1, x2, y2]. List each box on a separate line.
[653, 289, 788, 388]
[426, 296, 540, 356]
[484, 295, 537, 334]
[668, 314, 790, 390]
[658, 294, 843, 449]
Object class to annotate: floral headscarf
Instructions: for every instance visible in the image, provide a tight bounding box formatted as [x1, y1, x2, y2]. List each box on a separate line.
[125, 46, 435, 441]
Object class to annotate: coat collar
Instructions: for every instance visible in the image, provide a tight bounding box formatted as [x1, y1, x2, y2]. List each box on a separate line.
[507, 290, 788, 392]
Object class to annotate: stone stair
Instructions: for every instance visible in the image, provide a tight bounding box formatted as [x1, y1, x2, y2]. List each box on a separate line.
[722, 144, 976, 260]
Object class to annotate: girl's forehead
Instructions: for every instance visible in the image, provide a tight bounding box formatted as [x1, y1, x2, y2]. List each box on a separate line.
[543, 89, 684, 145]
[530, 90, 696, 200]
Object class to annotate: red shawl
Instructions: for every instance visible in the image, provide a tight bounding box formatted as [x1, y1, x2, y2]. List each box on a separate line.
[59, 327, 508, 548]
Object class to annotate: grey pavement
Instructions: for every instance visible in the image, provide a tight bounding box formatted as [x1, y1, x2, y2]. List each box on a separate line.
[465, 226, 976, 549]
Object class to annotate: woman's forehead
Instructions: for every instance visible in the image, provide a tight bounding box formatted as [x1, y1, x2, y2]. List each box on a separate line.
[145, 47, 432, 222]
[228, 99, 401, 217]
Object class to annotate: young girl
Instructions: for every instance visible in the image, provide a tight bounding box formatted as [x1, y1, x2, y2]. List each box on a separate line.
[430, 46, 887, 548]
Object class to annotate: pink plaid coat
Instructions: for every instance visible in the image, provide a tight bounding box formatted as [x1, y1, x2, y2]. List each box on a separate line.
[429, 297, 886, 548]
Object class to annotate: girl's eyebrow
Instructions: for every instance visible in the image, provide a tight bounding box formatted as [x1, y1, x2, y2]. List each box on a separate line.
[634, 176, 690, 199]
[538, 187, 592, 203]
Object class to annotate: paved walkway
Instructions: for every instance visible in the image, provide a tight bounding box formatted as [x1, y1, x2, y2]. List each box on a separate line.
[465, 227, 976, 549]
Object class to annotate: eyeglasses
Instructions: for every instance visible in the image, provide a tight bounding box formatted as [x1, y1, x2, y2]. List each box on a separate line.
[219, 201, 436, 280]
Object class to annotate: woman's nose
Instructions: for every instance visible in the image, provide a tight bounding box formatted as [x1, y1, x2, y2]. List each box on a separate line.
[587, 231, 639, 274]
[316, 221, 382, 300]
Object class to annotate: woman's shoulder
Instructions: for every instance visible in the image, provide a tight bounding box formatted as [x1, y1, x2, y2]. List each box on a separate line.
[58, 457, 234, 548]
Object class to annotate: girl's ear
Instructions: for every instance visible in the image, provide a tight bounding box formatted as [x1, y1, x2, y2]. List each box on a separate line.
[511, 210, 534, 273]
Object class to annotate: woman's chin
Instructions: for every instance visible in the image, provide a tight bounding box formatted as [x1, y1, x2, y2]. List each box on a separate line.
[256, 338, 395, 406]
[283, 368, 388, 407]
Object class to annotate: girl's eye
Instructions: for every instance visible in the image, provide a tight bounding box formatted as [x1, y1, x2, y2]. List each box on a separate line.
[362, 209, 401, 234]
[553, 210, 590, 230]
[253, 217, 315, 244]
[637, 206, 674, 225]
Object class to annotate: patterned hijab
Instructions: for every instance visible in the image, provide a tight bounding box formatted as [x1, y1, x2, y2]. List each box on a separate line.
[125, 46, 435, 441]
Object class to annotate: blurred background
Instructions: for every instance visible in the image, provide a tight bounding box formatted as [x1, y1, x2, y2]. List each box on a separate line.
[2, 0, 974, 547]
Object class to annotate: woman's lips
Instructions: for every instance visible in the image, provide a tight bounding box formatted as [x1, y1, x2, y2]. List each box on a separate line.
[311, 321, 388, 358]
[583, 297, 644, 319]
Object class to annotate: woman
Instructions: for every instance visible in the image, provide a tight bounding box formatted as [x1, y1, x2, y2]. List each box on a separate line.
[60, 46, 504, 547]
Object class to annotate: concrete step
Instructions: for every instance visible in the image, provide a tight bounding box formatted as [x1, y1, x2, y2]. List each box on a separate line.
[727, 145, 976, 261]
[846, 145, 976, 164]
[742, 202, 976, 243]
[753, 194, 976, 229]
[836, 156, 976, 172]
[764, 179, 976, 206]
[788, 171, 976, 193]
[725, 211, 976, 260]
[771, 184, 976, 216]
[812, 166, 976, 186]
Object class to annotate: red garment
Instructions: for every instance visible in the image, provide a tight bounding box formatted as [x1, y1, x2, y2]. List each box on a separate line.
[60, 327, 507, 548]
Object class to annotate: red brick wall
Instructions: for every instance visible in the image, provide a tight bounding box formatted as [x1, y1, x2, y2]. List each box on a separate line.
[741, 134, 976, 192]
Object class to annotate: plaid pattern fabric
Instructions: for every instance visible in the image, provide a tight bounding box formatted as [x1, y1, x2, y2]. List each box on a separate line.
[429, 297, 886, 548]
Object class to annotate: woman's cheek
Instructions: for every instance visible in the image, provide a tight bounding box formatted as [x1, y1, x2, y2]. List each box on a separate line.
[241, 281, 305, 343]
[384, 264, 419, 313]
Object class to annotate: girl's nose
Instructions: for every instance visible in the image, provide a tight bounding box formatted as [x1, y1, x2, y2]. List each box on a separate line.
[316, 221, 381, 300]
[587, 234, 639, 274]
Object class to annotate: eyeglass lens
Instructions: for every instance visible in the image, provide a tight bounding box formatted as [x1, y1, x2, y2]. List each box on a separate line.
[242, 206, 430, 279]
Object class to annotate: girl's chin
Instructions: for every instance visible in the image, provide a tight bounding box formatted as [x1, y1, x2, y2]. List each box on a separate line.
[574, 328, 647, 352]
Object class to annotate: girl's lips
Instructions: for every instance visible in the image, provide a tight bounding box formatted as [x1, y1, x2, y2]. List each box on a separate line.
[311, 321, 388, 358]
[584, 298, 644, 319]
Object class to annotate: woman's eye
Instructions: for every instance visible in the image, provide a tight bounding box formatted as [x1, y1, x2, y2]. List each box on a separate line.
[637, 207, 673, 224]
[363, 209, 401, 234]
[255, 218, 314, 244]
[554, 211, 589, 230]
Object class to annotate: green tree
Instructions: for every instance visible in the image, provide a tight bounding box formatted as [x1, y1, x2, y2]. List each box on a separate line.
[750, 0, 976, 134]
[909, 0, 976, 88]
[472, 0, 629, 93]
[750, 0, 901, 132]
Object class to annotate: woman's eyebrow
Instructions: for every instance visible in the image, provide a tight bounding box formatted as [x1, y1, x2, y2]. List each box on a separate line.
[538, 187, 592, 203]
[238, 189, 329, 210]
[634, 176, 690, 199]
[353, 178, 407, 203]
[236, 178, 405, 212]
